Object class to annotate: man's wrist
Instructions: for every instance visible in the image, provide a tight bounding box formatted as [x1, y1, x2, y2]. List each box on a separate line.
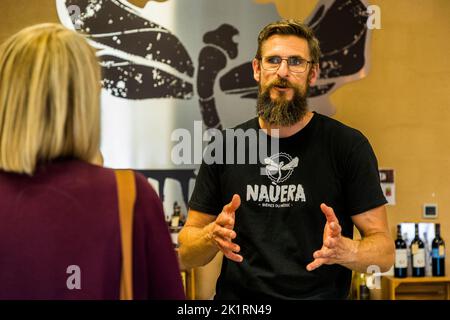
[343, 237, 360, 265]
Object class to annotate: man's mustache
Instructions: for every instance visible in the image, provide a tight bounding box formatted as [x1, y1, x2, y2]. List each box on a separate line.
[266, 78, 294, 90]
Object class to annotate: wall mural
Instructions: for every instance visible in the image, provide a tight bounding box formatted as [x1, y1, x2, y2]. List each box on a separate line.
[57, 0, 371, 221]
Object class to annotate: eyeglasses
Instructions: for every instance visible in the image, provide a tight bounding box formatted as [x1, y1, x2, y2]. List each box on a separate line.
[260, 55, 312, 73]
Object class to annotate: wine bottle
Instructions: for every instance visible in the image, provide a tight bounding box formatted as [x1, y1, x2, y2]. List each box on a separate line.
[170, 201, 180, 228]
[394, 225, 407, 278]
[411, 223, 425, 277]
[170, 202, 183, 248]
[177, 203, 186, 226]
[350, 271, 358, 300]
[404, 231, 412, 277]
[359, 273, 370, 300]
[423, 231, 432, 277]
[432, 223, 445, 276]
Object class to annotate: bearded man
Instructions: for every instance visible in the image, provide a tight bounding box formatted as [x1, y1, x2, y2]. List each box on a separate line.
[178, 20, 394, 300]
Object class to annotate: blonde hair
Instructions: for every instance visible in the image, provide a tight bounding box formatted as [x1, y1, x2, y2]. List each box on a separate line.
[0, 23, 101, 175]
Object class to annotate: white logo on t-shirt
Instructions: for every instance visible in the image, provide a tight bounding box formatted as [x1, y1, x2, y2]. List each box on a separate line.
[264, 153, 299, 185]
[246, 153, 306, 207]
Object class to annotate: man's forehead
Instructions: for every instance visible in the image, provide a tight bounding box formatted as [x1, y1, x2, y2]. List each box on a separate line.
[261, 35, 310, 58]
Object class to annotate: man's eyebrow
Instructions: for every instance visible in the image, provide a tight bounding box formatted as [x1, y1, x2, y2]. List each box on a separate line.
[289, 55, 306, 59]
[265, 54, 306, 59]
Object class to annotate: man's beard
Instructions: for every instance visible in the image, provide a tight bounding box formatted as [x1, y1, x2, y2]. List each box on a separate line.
[256, 77, 309, 127]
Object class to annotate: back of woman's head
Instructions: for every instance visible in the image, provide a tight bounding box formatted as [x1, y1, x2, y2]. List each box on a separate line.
[0, 23, 101, 175]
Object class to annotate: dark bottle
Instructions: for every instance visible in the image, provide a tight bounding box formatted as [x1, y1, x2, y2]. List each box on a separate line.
[411, 223, 425, 277]
[404, 231, 412, 277]
[394, 225, 408, 278]
[177, 203, 186, 227]
[169, 202, 182, 249]
[359, 273, 370, 300]
[170, 202, 180, 228]
[432, 223, 445, 276]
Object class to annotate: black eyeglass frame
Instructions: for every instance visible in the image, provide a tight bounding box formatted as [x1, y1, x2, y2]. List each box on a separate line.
[258, 55, 313, 73]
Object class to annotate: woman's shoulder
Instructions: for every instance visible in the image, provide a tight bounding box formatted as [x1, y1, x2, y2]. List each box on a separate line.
[75, 162, 161, 202]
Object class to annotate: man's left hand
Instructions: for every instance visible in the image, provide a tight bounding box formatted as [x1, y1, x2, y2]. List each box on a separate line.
[306, 203, 357, 271]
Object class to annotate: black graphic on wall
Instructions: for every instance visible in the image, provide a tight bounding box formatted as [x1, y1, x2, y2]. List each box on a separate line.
[220, 0, 370, 100]
[62, 0, 194, 100]
[59, 0, 371, 129]
[197, 24, 239, 129]
[138, 169, 196, 205]
[58, 0, 371, 207]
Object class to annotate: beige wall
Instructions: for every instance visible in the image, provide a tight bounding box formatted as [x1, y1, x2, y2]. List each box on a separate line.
[0, 0, 155, 44]
[335, 0, 450, 274]
[1, 0, 449, 279]
[0, 0, 58, 43]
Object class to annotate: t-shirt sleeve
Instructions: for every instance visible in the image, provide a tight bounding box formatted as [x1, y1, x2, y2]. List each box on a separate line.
[343, 138, 387, 216]
[132, 172, 185, 300]
[188, 161, 223, 216]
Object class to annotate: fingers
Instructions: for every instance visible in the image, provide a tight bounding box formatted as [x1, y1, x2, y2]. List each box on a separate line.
[213, 197, 243, 263]
[214, 230, 243, 263]
[306, 258, 325, 271]
[222, 250, 244, 263]
[321, 203, 342, 238]
[307, 243, 338, 271]
[308, 205, 344, 272]
[320, 203, 339, 224]
[313, 247, 335, 259]
[223, 194, 241, 215]
[307, 231, 346, 271]
[215, 236, 240, 253]
[218, 194, 241, 229]
[213, 225, 236, 240]
[329, 221, 342, 237]
[216, 213, 235, 229]
[307, 247, 335, 271]
[324, 236, 337, 248]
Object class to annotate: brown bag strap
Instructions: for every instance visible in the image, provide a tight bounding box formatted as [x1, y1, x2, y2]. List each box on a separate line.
[114, 169, 136, 300]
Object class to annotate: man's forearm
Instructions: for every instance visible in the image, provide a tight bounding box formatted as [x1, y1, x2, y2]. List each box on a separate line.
[340, 233, 395, 273]
[178, 223, 219, 270]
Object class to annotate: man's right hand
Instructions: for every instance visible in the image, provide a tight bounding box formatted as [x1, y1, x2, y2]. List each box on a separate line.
[209, 194, 243, 263]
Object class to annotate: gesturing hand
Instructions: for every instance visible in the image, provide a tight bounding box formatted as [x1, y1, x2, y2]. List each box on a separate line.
[306, 203, 349, 271]
[210, 194, 243, 263]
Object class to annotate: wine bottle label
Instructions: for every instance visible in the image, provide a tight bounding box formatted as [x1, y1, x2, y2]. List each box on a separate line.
[411, 243, 418, 255]
[413, 249, 425, 267]
[433, 246, 446, 258]
[171, 216, 180, 228]
[395, 249, 407, 268]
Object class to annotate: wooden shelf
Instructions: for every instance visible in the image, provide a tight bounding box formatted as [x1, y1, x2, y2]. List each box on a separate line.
[382, 276, 450, 300]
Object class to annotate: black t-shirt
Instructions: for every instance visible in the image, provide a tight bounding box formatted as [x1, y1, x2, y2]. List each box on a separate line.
[189, 112, 387, 299]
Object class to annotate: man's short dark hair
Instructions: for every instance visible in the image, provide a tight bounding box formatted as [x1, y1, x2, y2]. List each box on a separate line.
[255, 19, 321, 65]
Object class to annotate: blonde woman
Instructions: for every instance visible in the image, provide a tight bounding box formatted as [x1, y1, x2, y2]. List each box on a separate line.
[0, 24, 184, 299]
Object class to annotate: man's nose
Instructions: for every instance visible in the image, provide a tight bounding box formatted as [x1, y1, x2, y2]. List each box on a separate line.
[276, 59, 290, 78]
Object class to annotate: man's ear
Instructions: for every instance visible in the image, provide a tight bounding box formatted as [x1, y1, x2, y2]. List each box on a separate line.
[308, 63, 320, 86]
[252, 58, 261, 82]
